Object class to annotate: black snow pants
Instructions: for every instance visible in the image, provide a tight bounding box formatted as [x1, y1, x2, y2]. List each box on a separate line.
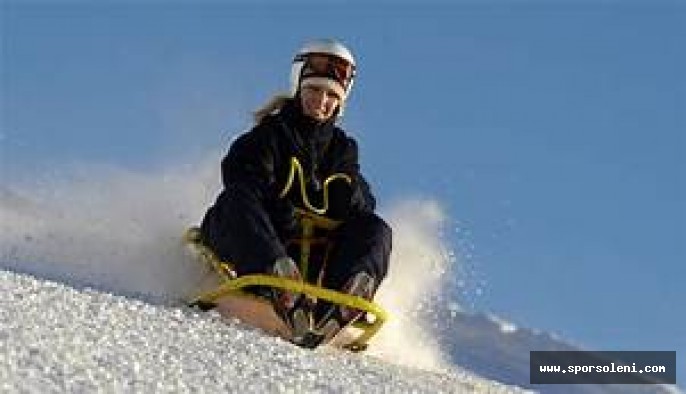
[199, 185, 392, 291]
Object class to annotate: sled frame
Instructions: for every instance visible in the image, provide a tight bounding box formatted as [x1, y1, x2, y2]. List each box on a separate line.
[184, 208, 389, 351]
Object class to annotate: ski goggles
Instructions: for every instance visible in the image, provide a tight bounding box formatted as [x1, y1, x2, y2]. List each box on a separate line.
[295, 53, 355, 89]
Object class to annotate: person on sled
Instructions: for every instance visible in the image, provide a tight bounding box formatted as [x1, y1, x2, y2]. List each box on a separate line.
[199, 39, 392, 347]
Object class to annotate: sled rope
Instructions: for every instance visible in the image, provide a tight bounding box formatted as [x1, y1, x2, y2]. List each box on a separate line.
[278, 157, 352, 215]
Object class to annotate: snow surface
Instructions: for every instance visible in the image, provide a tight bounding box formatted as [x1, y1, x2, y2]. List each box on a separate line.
[0, 269, 521, 393]
[1, 157, 680, 393]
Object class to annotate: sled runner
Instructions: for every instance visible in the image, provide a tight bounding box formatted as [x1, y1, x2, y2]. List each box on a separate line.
[183, 207, 388, 352]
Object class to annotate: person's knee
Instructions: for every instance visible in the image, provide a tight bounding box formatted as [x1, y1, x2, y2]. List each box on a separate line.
[361, 212, 392, 250]
[374, 215, 392, 247]
[348, 211, 388, 233]
[358, 213, 392, 280]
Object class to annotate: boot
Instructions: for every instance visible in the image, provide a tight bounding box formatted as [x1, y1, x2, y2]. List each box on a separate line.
[311, 271, 377, 345]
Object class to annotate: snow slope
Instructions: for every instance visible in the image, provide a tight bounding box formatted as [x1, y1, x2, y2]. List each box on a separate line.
[0, 269, 522, 393]
[0, 159, 680, 393]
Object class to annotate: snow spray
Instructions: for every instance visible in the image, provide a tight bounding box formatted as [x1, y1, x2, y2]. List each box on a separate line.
[0, 157, 460, 372]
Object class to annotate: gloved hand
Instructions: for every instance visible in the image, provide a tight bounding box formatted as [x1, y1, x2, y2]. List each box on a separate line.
[270, 257, 312, 341]
[271, 256, 303, 310]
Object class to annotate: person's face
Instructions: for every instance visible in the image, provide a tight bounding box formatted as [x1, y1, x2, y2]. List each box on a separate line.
[300, 84, 341, 122]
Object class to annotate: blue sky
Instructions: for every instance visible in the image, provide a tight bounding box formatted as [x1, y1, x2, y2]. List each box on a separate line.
[2, 1, 684, 382]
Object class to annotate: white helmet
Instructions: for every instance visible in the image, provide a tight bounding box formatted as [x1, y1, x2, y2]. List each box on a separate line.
[289, 39, 356, 103]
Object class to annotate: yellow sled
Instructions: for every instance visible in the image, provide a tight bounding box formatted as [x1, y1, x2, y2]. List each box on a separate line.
[183, 208, 389, 352]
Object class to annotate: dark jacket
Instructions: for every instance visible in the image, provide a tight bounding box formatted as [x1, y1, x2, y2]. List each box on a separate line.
[200, 98, 376, 275]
